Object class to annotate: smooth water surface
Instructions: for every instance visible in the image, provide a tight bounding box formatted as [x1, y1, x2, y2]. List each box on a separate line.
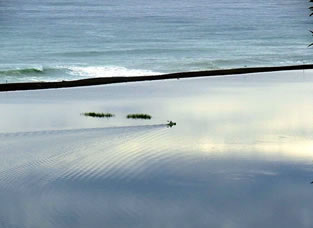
[0, 0, 312, 82]
[0, 71, 313, 227]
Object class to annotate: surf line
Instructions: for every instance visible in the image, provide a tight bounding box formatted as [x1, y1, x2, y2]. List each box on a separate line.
[1, 64, 313, 92]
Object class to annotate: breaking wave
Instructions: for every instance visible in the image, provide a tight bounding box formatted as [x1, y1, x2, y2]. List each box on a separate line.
[0, 65, 160, 83]
[66, 66, 159, 77]
[0, 67, 45, 76]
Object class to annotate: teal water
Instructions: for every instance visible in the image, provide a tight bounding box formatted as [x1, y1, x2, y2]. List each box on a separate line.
[0, 0, 312, 82]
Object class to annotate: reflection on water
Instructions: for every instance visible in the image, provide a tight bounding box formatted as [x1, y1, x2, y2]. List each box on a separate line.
[0, 71, 313, 227]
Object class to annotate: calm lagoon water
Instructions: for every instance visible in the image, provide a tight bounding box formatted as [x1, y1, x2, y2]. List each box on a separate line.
[0, 72, 313, 227]
[0, 0, 313, 82]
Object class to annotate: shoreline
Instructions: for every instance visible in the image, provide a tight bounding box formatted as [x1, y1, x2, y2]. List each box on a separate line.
[1, 64, 313, 92]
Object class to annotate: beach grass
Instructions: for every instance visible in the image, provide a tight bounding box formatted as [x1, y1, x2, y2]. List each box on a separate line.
[83, 112, 115, 118]
[126, 113, 152, 119]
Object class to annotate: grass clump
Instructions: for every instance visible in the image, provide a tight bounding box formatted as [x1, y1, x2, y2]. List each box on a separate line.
[127, 113, 152, 119]
[83, 112, 115, 118]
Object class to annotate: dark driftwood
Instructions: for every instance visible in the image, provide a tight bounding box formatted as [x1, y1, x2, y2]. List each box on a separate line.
[1, 64, 313, 92]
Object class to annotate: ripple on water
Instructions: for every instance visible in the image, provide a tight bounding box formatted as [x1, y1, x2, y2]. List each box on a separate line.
[0, 124, 174, 192]
[0, 124, 197, 228]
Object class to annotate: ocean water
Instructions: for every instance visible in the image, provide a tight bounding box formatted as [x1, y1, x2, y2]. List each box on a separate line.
[1, 71, 313, 227]
[0, 0, 312, 82]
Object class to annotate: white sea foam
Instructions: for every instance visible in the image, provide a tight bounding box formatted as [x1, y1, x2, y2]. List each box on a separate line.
[0, 65, 162, 83]
[67, 66, 160, 78]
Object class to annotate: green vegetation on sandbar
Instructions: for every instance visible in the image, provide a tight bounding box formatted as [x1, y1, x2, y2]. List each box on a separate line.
[83, 112, 115, 118]
[126, 113, 152, 119]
